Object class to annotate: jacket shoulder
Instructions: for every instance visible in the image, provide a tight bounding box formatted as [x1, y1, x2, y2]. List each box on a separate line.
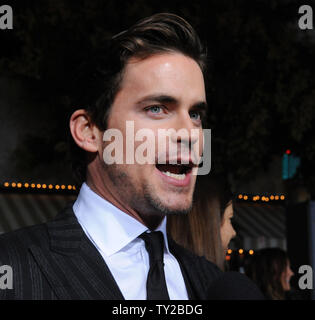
[0, 223, 49, 261]
[168, 236, 222, 298]
[169, 237, 221, 270]
[0, 223, 52, 299]
[0, 203, 74, 255]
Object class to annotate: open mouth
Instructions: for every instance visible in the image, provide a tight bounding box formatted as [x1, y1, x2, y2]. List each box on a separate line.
[155, 163, 193, 181]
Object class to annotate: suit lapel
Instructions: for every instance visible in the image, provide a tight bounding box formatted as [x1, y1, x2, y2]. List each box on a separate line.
[29, 206, 124, 300]
[168, 237, 202, 300]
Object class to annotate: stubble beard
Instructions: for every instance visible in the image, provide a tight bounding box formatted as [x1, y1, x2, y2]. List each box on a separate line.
[143, 183, 193, 216]
[105, 163, 193, 220]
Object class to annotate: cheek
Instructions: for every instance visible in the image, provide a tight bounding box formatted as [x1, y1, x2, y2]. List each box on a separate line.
[220, 224, 228, 244]
[229, 223, 235, 236]
[194, 130, 204, 156]
[281, 273, 288, 289]
[200, 130, 204, 150]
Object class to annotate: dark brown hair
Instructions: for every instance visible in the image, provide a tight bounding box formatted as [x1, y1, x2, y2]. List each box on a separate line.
[69, 13, 207, 184]
[167, 175, 233, 270]
[245, 247, 289, 300]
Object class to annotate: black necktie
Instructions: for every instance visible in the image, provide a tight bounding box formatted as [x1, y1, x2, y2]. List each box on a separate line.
[139, 231, 170, 300]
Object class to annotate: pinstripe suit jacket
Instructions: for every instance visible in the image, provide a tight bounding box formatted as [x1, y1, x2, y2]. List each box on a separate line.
[0, 205, 221, 300]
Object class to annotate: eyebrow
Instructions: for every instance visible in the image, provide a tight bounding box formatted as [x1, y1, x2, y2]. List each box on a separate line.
[136, 94, 178, 105]
[136, 94, 208, 111]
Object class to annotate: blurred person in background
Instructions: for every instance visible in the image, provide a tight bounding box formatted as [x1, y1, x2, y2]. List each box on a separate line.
[167, 175, 236, 270]
[244, 247, 294, 300]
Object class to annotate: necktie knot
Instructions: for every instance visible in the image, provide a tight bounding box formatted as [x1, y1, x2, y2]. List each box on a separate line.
[139, 231, 170, 300]
[139, 231, 164, 264]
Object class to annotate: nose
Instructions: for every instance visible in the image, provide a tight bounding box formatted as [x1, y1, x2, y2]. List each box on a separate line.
[170, 111, 201, 148]
[289, 267, 294, 277]
[231, 226, 237, 239]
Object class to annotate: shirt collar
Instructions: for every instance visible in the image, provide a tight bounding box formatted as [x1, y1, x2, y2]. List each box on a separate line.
[73, 183, 170, 256]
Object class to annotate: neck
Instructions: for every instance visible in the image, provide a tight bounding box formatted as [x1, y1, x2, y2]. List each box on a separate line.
[85, 171, 164, 230]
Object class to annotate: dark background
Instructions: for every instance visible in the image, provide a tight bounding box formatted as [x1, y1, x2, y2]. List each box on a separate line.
[1, 0, 315, 300]
[0, 0, 314, 197]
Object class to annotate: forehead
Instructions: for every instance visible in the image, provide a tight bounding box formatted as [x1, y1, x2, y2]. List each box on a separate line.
[118, 52, 206, 102]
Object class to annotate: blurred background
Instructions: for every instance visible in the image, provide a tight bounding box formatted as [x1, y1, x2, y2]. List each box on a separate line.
[0, 0, 315, 299]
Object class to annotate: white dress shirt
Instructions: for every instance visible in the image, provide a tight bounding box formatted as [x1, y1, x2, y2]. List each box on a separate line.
[72, 182, 188, 300]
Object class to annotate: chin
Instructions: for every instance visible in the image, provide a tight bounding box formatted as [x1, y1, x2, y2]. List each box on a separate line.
[165, 193, 193, 209]
[145, 192, 192, 215]
[160, 198, 193, 215]
[165, 207, 191, 216]
[172, 204, 191, 213]
[143, 180, 193, 215]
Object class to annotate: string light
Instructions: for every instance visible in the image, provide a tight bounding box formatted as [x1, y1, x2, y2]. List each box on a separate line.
[237, 193, 285, 202]
[2, 181, 78, 192]
[1, 181, 286, 202]
[226, 249, 255, 256]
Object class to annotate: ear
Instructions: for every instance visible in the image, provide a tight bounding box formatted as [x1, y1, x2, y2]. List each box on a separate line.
[69, 109, 100, 153]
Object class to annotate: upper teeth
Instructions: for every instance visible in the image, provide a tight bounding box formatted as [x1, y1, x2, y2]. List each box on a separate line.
[162, 171, 186, 180]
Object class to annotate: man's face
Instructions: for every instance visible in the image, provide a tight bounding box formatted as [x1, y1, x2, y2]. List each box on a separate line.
[98, 52, 206, 221]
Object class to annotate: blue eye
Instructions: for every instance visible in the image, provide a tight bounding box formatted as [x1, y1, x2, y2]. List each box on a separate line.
[190, 111, 201, 120]
[148, 105, 162, 113]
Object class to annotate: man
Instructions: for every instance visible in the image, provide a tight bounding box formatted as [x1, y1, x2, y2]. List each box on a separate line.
[0, 13, 221, 300]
